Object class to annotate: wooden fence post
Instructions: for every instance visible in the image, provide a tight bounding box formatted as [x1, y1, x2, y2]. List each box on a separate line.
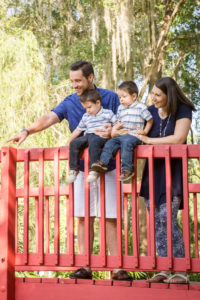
[0, 147, 17, 300]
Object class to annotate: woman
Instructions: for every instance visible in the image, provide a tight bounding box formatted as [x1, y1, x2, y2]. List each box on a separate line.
[131, 77, 196, 284]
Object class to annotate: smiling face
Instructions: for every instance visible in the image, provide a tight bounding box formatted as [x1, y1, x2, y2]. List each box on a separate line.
[117, 89, 137, 107]
[81, 100, 101, 116]
[151, 85, 168, 111]
[70, 69, 94, 96]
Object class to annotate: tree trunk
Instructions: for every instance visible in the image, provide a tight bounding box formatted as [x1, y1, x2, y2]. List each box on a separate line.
[138, 0, 185, 102]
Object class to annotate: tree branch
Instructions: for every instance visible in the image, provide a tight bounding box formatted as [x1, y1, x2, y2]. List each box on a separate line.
[138, 0, 185, 101]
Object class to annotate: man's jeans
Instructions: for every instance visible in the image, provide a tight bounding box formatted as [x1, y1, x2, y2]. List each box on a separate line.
[100, 134, 141, 172]
[69, 133, 107, 171]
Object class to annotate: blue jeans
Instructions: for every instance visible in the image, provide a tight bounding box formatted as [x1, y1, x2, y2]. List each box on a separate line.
[145, 197, 185, 257]
[70, 133, 107, 171]
[100, 134, 141, 172]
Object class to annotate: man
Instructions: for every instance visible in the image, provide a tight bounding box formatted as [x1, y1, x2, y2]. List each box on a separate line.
[8, 61, 132, 281]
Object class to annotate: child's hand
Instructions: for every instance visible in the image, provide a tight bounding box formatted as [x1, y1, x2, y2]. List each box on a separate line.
[95, 123, 112, 139]
[115, 121, 124, 130]
[132, 125, 147, 135]
[135, 129, 146, 135]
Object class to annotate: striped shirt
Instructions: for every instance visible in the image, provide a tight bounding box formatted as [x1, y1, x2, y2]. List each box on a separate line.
[116, 101, 152, 131]
[77, 107, 117, 134]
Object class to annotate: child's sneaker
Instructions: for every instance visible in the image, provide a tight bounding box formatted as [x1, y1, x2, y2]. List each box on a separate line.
[67, 170, 79, 183]
[118, 170, 134, 182]
[91, 161, 108, 172]
[87, 171, 100, 183]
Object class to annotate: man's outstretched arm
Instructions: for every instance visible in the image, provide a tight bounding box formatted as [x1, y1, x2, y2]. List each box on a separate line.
[7, 111, 60, 147]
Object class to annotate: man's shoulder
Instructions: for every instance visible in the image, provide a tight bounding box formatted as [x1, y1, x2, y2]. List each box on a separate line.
[96, 87, 118, 98]
[63, 92, 78, 101]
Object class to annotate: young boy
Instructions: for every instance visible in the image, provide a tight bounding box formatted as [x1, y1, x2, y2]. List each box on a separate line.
[92, 81, 153, 182]
[67, 89, 116, 183]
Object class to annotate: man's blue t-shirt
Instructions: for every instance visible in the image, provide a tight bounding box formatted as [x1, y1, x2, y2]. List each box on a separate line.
[52, 87, 120, 132]
[52, 87, 120, 171]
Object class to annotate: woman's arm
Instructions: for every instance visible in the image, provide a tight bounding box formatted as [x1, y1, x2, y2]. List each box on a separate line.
[133, 118, 191, 145]
[66, 129, 83, 146]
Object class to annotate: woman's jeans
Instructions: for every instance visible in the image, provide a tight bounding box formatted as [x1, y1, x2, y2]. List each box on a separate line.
[145, 196, 185, 257]
[100, 134, 141, 172]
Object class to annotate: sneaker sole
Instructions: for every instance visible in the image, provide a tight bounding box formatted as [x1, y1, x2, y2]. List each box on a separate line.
[92, 165, 107, 172]
[118, 173, 134, 182]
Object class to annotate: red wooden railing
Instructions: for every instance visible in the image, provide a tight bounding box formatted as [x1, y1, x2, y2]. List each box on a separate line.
[0, 145, 200, 300]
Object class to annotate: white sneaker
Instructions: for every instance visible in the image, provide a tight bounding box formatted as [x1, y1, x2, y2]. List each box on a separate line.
[67, 170, 79, 183]
[87, 171, 99, 183]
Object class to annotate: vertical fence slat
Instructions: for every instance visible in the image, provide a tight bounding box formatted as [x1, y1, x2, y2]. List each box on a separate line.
[182, 146, 191, 271]
[148, 146, 156, 269]
[116, 150, 122, 268]
[38, 149, 44, 264]
[165, 146, 173, 270]
[100, 173, 106, 267]
[193, 193, 199, 259]
[35, 196, 39, 254]
[45, 196, 50, 254]
[124, 193, 129, 256]
[15, 198, 18, 254]
[54, 149, 60, 265]
[0, 147, 17, 300]
[23, 150, 29, 265]
[132, 150, 139, 268]
[84, 148, 90, 266]
[147, 210, 151, 256]
[67, 147, 74, 266]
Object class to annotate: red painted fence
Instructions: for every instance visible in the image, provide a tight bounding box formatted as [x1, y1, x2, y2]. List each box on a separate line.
[0, 145, 200, 300]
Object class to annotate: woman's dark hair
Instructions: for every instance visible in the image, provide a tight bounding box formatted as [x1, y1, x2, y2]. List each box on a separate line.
[118, 81, 138, 96]
[79, 89, 101, 104]
[70, 61, 94, 78]
[155, 77, 196, 114]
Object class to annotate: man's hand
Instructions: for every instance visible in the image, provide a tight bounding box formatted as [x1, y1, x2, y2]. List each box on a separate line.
[95, 123, 112, 139]
[7, 130, 29, 147]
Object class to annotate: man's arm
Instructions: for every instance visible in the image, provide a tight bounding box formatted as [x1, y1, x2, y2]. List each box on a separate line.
[7, 111, 60, 147]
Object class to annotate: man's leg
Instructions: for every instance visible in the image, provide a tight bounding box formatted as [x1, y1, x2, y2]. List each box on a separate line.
[106, 218, 117, 255]
[70, 172, 96, 279]
[77, 217, 95, 254]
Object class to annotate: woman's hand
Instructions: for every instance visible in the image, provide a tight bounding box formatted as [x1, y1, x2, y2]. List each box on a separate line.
[129, 131, 150, 144]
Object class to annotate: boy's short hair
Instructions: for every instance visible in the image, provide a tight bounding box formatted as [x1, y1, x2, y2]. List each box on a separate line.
[118, 81, 138, 96]
[79, 89, 102, 104]
[70, 61, 94, 78]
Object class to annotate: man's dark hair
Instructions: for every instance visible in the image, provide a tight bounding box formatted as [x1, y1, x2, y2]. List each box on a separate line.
[70, 61, 94, 78]
[118, 81, 138, 96]
[79, 89, 101, 104]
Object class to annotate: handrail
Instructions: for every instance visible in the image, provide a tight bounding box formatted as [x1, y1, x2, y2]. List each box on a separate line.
[0, 145, 200, 274]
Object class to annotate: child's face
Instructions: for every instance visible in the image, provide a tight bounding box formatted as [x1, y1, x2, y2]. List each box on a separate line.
[82, 100, 101, 115]
[118, 89, 137, 107]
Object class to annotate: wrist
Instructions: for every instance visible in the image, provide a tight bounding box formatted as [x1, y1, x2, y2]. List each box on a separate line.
[21, 128, 30, 136]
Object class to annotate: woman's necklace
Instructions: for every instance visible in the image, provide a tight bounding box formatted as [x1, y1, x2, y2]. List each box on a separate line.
[159, 113, 171, 137]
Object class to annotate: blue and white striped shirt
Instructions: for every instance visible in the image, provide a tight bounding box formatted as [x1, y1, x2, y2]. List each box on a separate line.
[77, 107, 117, 134]
[116, 101, 152, 131]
